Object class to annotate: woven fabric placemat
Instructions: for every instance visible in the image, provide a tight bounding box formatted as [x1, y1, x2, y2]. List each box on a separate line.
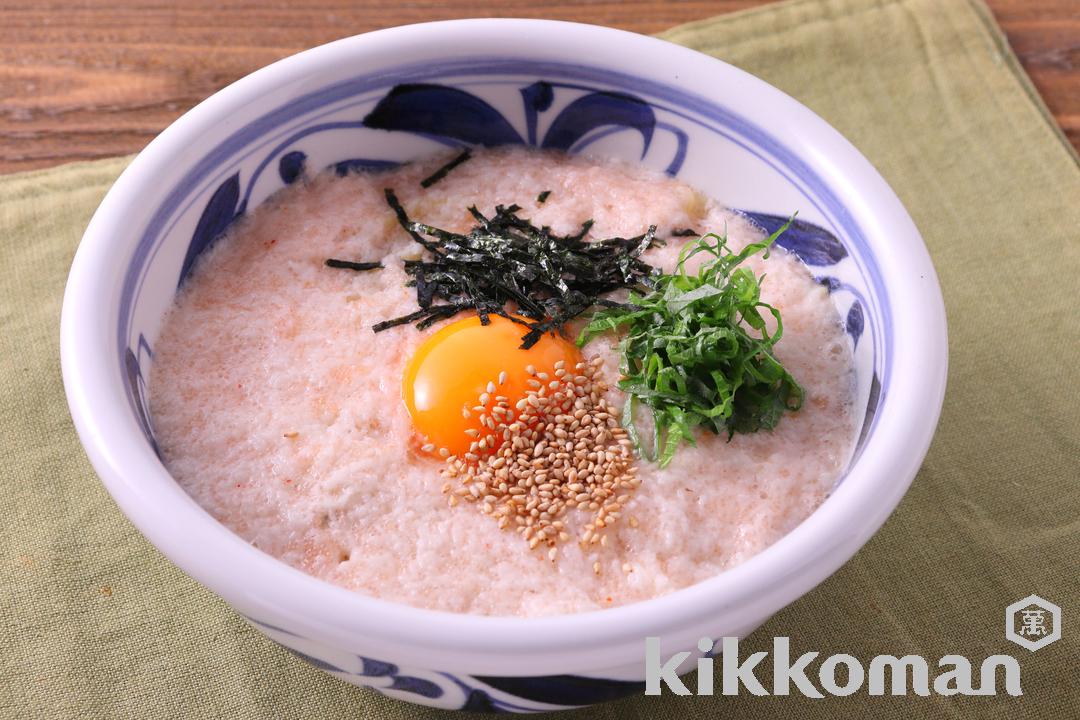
[1, 0, 1077, 717]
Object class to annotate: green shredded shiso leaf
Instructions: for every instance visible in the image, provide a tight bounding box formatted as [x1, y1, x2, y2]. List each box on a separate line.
[577, 219, 804, 467]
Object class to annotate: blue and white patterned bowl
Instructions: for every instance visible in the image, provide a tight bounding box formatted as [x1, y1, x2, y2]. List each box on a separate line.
[61, 20, 947, 712]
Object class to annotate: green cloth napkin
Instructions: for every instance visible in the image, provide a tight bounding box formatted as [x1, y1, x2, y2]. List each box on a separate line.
[2, 0, 1077, 717]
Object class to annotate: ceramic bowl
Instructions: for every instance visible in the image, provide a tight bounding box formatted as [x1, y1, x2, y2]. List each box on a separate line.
[60, 19, 947, 712]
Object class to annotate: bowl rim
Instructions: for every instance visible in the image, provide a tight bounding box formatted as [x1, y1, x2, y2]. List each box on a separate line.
[61, 18, 948, 674]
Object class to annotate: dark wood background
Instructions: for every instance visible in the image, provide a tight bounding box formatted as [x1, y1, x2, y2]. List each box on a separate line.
[0, 1, 1076, 174]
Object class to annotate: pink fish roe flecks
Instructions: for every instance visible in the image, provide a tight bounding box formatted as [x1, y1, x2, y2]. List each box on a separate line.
[149, 148, 857, 617]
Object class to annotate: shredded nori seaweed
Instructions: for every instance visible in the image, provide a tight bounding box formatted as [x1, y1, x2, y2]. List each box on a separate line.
[537, 190, 551, 204]
[419, 149, 472, 189]
[363, 188, 660, 348]
[325, 258, 383, 271]
[670, 227, 699, 237]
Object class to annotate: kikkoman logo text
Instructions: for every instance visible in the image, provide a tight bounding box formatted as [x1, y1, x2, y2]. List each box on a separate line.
[645, 637, 1022, 697]
[645, 595, 1061, 698]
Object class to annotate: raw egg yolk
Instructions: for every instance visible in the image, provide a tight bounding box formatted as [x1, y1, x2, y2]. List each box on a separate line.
[403, 314, 581, 456]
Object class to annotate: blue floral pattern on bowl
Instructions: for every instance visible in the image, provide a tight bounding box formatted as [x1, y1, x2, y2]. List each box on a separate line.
[246, 615, 644, 711]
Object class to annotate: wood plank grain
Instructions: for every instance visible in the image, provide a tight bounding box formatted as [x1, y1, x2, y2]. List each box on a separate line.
[0, 1, 1075, 174]
[985, 0, 1080, 151]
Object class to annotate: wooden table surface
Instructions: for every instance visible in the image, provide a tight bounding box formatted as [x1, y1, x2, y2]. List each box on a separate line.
[0, 1, 1076, 174]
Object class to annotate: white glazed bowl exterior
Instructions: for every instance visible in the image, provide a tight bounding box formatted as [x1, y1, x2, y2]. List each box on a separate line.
[61, 19, 947, 712]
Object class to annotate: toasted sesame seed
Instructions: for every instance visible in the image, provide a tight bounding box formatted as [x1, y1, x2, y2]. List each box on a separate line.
[283, 431, 299, 439]
[421, 442, 435, 452]
[437, 354, 642, 561]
